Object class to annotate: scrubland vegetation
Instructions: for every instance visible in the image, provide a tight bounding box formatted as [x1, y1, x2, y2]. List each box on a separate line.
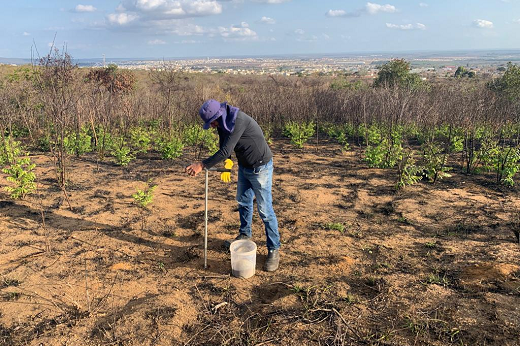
[1, 50, 520, 346]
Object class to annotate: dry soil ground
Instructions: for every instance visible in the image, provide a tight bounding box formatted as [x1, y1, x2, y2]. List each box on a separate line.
[1, 139, 519, 346]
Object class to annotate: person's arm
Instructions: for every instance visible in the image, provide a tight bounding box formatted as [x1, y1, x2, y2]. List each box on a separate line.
[202, 120, 246, 169]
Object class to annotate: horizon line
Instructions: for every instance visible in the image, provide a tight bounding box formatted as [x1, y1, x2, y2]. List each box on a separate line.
[3, 48, 520, 62]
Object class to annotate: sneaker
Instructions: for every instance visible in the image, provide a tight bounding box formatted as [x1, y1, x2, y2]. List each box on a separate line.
[264, 249, 280, 272]
[224, 233, 251, 250]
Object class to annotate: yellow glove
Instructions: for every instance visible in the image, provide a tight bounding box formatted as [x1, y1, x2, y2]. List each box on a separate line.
[221, 159, 233, 183]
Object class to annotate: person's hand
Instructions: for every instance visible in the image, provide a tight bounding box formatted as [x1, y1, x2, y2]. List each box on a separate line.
[221, 159, 233, 183]
[185, 162, 204, 177]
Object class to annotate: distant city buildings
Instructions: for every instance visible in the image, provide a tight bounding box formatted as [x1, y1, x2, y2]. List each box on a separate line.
[94, 55, 508, 79]
[2, 53, 515, 79]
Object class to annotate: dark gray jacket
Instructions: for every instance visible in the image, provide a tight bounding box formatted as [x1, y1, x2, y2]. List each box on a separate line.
[202, 111, 272, 169]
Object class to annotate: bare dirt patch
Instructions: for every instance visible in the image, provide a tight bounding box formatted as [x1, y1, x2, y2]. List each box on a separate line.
[1, 139, 519, 345]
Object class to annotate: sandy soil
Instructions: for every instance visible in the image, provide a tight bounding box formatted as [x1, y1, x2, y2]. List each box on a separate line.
[1, 139, 519, 346]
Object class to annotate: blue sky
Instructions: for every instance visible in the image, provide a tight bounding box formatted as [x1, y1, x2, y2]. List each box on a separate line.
[1, 0, 520, 59]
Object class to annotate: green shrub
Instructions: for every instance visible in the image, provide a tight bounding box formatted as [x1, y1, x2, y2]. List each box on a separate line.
[283, 121, 315, 148]
[0, 136, 23, 165]
[130, 126, 153, 154]
[396, 151, 422, 190]
[64, 127, 92, 156]
[421, 141, 451, 183]
[2, 155, 37, 199]
[111, 136, 135, 166]
[365, 138, 403, 168]
[157, 135, 184, 159]
[182, 124, 219, 154]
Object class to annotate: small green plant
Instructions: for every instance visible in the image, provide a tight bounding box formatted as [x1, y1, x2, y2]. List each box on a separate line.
[283, 121, 315, 148]
[397, 216, 410, 224]
[396, 150, 422, 190]
[182, 124, 219, 155]
[92, 126, 115, 159]
[424, 242, 437, 249]
[325, 123, 353, 151]
[0, 136, 23, 165]
[132, 182, 157, 208]
[201, 130, 219, 155]
[156, 135, 184, 159]
[2, 155, 37, 199]
[183, 124, 205, 146]
[365, 138, 403, 168]
[325, 222, 345, 233]
[261, 125, 273, 145]
[130, 126, 153, 154]
[421, 141, 452, 183]
[344, 294, 358, 304]
[64, 127, 92, 156]
[424, 272, 450, 286]
[111, 136, 135, 166]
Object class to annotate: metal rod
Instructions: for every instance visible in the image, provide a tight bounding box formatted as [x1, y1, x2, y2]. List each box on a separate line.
[204, 169, 209, 269]
[202, 167, 231, 270]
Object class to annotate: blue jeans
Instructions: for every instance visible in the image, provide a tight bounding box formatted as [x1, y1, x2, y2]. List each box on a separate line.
[236, 159, 280, 250]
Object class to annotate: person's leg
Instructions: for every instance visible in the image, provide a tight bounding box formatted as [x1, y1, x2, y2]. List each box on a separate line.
[248, 160, 280, 250]
[236, 165, 254, 238]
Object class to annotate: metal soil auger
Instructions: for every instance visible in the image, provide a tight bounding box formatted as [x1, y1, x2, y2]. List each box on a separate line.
[204, 167, 231, 269]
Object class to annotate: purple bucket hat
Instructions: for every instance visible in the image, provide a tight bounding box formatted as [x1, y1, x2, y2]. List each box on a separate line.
[199, 99, 224, 130]
[199, 99, 240, 133]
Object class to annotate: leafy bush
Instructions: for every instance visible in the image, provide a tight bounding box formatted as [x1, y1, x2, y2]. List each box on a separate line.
[324, 123, 353, 151]
[365, 138, 403, 168]
[421, 141, 452, 183]
[111, 136, 135, 166]
[283, 121, 315, 148]
[156, 135, 184, 159]
[0, 136, 23, 165]
[64, 127, 92, 156]
[182, 124, 219, 154]
[396, 155, 422, 190]
[92, 126, 115, 158]
[130, 126, 153, 154]
[480, 142, 520, 186]
[2, 155, 37, 199]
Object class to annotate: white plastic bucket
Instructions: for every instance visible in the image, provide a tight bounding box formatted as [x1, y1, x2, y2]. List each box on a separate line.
[230, 239, 257, 279]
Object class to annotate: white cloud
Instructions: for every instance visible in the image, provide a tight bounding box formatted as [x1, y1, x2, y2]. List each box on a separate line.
[169, 23, 206, 36]
[386, 22, 426, 30]
[108, 13, 139, 25]
[366, 2, 397, 15]
[514, 19, 520, 24]
[148, 39, 166, 44]
[109, 0, 222, 24]
[23, 32, 30, 36]
[473, 19, 494, 29]
[419, 3, 428, 7]
[322, 33, 330, 40]
[75, 4, 96, 12]
[260, 16, 276, 24]
[294, 29, 305, 35]
[326, 10, 346, 17]
[327, 3, 395, 18]
[218, 22, 257, 40]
